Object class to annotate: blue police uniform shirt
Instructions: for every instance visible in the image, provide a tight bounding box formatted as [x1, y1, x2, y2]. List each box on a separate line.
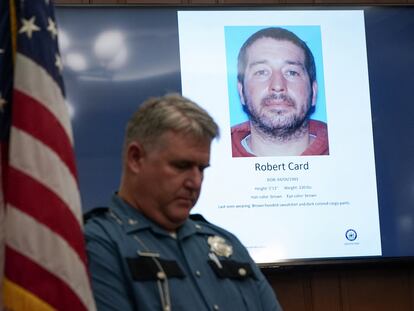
[84, 194, 283, 311]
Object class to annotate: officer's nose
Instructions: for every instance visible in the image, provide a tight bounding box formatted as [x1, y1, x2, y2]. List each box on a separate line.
[184, 166, 203, 190]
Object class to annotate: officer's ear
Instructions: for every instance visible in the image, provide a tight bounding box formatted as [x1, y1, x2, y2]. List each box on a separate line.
[125, 141, 145, 173]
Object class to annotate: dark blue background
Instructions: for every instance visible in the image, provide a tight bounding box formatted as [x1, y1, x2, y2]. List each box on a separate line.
[364, 7, 414, 257]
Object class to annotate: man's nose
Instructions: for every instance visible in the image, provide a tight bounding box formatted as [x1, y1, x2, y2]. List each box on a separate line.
[269, 71, 286, 93]
[184, 167, 203, 190]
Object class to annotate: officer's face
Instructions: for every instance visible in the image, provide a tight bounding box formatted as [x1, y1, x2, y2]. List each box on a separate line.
[132, 131, 211, 231]
[238, 38, 317, 133]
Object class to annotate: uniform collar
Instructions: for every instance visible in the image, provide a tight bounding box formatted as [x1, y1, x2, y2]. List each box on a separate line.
[178, 217, 217, 240]
[109, 193, 216, 239]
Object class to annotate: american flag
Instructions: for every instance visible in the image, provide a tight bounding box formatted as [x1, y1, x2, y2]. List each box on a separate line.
[0, 0, 96, 310]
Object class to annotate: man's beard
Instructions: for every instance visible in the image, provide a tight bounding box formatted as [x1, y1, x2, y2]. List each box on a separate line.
[243, 93, 313, 141]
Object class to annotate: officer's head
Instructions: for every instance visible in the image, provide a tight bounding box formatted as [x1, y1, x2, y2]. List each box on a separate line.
[119, 93, 219, 230]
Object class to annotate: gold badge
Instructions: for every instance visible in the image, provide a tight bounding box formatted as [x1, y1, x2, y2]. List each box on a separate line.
[208, 236, 233, 257]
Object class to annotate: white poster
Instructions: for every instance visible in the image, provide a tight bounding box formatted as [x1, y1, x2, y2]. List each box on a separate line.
[178, 10, 381, 264]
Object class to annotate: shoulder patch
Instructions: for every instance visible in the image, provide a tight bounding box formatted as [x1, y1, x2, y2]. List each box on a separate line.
[83, 207, 109, 223]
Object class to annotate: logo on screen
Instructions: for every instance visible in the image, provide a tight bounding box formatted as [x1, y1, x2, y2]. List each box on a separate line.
[345, 229, 357, 241]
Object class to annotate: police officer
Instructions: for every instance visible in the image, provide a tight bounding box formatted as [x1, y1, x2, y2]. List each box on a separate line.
[84, 93, 283, 311]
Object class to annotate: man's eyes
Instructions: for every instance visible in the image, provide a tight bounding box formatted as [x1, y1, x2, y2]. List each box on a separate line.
[284, 64, 306, 78]
[172, 162, 208, 172]
[253, 69, 270, 77]
[285, 70, 300, 77]
[172, 162, 191, 170]
[250, 67, 303, 80]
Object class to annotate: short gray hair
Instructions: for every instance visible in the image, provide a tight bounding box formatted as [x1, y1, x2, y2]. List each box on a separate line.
[124, 93, 219, 152]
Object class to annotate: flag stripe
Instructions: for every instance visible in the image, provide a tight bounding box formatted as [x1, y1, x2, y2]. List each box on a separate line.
[6, 206, 95, 310]
[4, 277, 55, 311]
[7, 166, 86, 263]
[9, 127, 82, 224]
[5, 246, 86, 311]
[14, 53, 73, 145]
[13, 89, 77, 179]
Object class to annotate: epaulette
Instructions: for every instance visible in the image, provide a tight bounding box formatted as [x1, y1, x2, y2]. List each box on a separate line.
[83, 207, 109, 224]
[189, 213, 210, 223]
